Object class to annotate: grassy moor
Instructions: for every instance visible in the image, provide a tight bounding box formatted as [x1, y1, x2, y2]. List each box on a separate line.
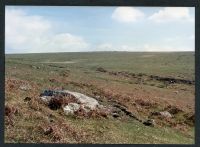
[5, 52, 195, 144]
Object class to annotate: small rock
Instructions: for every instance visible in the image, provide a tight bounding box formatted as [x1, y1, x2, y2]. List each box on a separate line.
[95, 95, 101, 99]
[160, 111, 172, 118]
[31, 65, 40, 69]
[40, 96, 52, 104]
[96, 104, 105, 109]
[31, 65, 37, 69]
[143, 119, 155, 127]
[63, 103, 80, 115]
[112, 113, 120, 118]
[19, 85, 31, 91]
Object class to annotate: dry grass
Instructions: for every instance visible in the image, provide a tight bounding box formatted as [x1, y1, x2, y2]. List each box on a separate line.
[4, 52, 195, 143]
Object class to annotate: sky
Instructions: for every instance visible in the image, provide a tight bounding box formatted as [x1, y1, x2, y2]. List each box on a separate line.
[5, 6, 195, 53]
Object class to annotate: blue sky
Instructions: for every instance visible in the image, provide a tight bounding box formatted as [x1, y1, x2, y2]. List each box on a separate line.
[5, 6, 195, 53]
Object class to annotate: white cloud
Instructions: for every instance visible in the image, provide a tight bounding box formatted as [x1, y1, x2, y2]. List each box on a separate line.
[46, 33, 88, 52]
[6, 8, 89, 53]
[112, 7, 145, 23]
[93, 42, 194, 52]
[6, 8, 194, 53]
[148, 7, 194, 23]
[143, 44, 193, 52]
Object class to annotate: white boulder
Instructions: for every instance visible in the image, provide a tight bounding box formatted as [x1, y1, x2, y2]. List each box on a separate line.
[63, 103, 80, 115]
[39, 90, 101, 115]
[40, 96, 52, 104]
[63, 90, 99, 110]
[160, 111, 172, 118]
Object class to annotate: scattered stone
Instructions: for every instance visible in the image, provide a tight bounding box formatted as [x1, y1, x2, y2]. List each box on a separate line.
[19, 85, 31, 91]
[143, 119, 155, 127]
[63, 103, 80, 115]
[39, 90, 142, 120]
[31, 65, 40, 69]
[95, 95, 101, 99]
[160, 111, 172, 118]
[40, 96, 52, 104]
[66, 91, 99, 110]
[31, 65, 36, 69]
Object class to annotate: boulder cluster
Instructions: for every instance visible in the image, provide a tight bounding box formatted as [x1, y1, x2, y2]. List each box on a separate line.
[39, 90, 109, 116]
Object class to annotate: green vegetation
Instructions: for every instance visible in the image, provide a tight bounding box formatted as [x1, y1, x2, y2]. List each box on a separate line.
[5, 52, 195, 144]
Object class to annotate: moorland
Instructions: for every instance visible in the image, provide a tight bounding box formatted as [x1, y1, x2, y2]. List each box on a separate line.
[5, 52, 195, 144]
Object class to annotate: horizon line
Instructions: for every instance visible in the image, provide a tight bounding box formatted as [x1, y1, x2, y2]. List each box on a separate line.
[5, 50, 195, 55]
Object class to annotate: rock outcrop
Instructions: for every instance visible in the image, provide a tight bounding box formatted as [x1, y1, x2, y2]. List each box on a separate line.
[39, 90, 103, 116]
[39, 90, 142, 121]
